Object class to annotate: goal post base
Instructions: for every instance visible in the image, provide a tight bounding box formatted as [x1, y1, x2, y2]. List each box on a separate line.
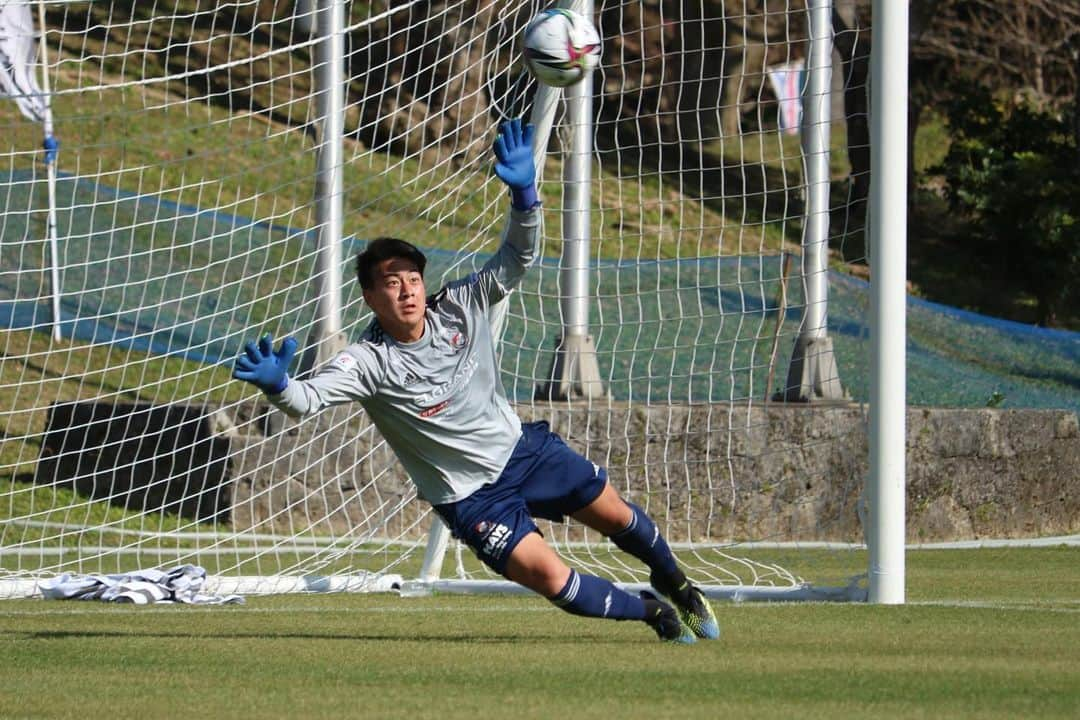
[207, 573, 404, 595]
[396, 578, 868, 603]
[535, 333, 607, 401]
[775, 335, 848, 402]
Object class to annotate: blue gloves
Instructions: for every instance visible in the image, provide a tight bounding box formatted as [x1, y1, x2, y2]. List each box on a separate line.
[493, 118, 538, 211]
[232, 334, 298, 395]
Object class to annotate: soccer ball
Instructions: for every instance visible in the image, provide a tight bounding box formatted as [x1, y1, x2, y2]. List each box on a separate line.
[522, 8, 602, 88]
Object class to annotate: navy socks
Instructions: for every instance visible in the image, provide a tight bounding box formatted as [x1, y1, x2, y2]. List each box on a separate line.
[547, 504, 691, 621]
[609, 502, 691, 601]
[610, 503, 680, 579]
[549, 570, 646, 621]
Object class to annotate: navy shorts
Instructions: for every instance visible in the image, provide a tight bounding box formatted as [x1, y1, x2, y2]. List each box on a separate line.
[432, 421, 607, 575]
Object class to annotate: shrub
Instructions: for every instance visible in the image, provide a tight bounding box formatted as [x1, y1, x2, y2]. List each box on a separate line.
[934, 89, 1080, 327]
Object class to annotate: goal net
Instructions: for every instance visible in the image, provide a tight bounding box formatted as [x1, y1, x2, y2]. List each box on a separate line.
[0, 0, 876, 600]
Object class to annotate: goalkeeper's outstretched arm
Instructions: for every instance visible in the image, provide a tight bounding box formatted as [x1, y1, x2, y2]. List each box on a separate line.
[233, 117, 540, 409]
[471, 118, 542, 305]
[232, 335, 378, 418]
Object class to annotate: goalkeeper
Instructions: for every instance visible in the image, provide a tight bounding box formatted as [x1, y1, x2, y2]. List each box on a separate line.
[233, 118, 718, 644]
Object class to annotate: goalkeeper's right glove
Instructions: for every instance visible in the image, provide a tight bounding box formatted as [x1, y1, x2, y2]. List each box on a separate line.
[232, 334, 297, 395]
[493, 117, 538, 211]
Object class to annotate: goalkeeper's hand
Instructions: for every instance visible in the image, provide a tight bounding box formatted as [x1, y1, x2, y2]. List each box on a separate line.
[232, 334, 297, 395]
[493, 118, 538, 210]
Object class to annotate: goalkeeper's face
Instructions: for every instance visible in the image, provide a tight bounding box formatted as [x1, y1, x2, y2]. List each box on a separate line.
[362, 257, 427, 343]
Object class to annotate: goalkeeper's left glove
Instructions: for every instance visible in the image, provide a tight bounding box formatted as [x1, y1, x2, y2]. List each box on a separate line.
[493, 118, 538, 210]
[232, 334, 297, 395]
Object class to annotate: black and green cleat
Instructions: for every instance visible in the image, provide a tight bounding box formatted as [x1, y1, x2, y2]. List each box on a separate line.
[640, 590, 696, 645]
[651, 572, 721, 640]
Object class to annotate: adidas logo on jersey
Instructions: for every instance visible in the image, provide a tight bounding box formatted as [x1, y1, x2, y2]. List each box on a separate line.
[402, 371, 421, 386]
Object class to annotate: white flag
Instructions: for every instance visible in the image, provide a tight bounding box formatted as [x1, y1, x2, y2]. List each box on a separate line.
[0, 0, 46, 122]
[767, 60, 805, 136]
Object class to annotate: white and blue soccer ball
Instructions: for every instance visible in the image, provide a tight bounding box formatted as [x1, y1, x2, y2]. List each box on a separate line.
[522, 8, 602, 88]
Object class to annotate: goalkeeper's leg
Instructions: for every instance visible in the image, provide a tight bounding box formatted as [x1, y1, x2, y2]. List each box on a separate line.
[572, 484, 720, 640]
[504, 532, 695, 644]
[436, 480, 694, 644]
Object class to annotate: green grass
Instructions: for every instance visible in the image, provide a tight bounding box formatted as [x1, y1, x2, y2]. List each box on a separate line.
[0, 547, 1076, 719]
[1, 473, 217, 547]
[0, 328, 246, 475]
[2, 77, 752, 262]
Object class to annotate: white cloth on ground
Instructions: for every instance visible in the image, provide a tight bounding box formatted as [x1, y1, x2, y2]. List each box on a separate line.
[40, 564, 244, 605]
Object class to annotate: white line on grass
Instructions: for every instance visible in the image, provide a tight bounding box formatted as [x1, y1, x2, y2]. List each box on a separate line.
[908, 600, 1080, 614]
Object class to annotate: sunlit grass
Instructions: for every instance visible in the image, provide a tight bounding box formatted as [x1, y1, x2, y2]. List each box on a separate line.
[0, 548, 1076, 720]
[0, 328, 246, 476]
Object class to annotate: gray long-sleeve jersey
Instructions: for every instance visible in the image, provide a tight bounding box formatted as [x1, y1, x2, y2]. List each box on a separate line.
[267, 206, 541, 505]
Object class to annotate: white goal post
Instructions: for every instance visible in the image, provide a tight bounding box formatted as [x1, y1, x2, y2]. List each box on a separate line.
[0, 0, 905, 603]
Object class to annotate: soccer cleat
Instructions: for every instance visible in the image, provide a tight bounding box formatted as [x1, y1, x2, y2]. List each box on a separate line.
[651, 571, 721, 640]
[640, 591, 696, 645]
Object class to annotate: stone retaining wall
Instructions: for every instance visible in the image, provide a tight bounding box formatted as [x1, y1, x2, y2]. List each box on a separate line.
[40, 401, 1077, 543]
[224, 403, 1080, 543]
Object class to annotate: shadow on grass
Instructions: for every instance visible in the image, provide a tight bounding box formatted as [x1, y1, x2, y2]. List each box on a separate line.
[25, 628, 633, 644]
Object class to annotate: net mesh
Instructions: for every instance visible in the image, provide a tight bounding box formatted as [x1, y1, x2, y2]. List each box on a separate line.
[3, 1, 1071, 598]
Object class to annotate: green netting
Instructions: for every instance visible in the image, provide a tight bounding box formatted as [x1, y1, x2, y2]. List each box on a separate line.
[2, 171, 1078, 410]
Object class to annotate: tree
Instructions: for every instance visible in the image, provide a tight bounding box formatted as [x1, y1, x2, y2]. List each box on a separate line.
[935, 89, 1079, 327]
[911, 0, 1080, 109]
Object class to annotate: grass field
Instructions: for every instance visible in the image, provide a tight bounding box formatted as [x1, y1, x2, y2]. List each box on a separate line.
[0, 547, 1077, 719]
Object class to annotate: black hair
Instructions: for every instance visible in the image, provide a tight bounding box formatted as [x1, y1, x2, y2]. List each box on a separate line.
[355, 237, 427, 290]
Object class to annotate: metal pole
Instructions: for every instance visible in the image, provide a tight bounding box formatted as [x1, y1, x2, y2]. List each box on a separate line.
[562, 51, 591, 339]
[801, 0, 832, 342]
[529, 85, 560, 179]
[310, 0, 345, 361]
[778, 0, 844, 401]
[536, 0, 605, 400]
[868, 0, 907, 605]
[37, 2, 61, 342]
